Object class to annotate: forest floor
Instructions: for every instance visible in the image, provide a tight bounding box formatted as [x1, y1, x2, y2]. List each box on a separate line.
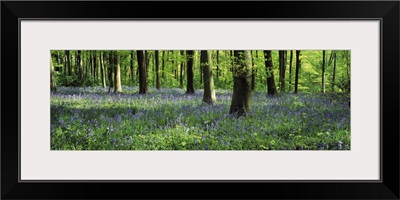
[51, 86, 350, 150]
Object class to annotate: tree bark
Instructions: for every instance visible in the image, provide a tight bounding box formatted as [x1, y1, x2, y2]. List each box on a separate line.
[113, 51, 122, 93]
[216, 50, 220, 78]
[108, 51, 114, 93]
[289, 50, 293, 91]
[279, 50, 286, 92]
[65, 50, 71, 76]
[50, 56, 57, 92]
[186, 50, 195, 94]
[264, 50, 278, 96]
[332, 52, 337, 92]
[251, 50, 256, 91]
[229, 50, 252, 117]
[322, 50, 326, 93]
[155, 50, 161, 89]
[180, 50, 185, 88]
[137, 50, 148, 94]
[130, 50, 135, 83]
[201, 50, 216, 104]
[100, 51, 106, 88]
[294, 50, 301, 94]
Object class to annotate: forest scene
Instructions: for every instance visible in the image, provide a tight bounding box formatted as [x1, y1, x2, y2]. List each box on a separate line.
[50, 50, 351, 150]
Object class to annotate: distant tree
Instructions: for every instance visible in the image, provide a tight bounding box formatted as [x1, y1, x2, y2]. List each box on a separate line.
[279, 50, 287, 92]
[65, 50, 71, 76]
[201, 50, 216, 104]
[229, 50, 252, 117]
[100, 51, 106, 88]
[50, 56, 57, 92]
[130, 50, 135, 82]
[155, 50, 161, 89]
[251, 50, 256, 91]
[289, 50, 293, 91]
[294, 50, 301, 94]
[137, 50, 148, 94]
[216, 50, 220, 78]
[331, 51, 337, 92]
[113, 51, 122, 93]
[108, 51, 114, 93]
[180, 50, 185, 88]
[321, 50, 326, 93]
[264, 50, 278, 96]
[186, 50, 195, 94]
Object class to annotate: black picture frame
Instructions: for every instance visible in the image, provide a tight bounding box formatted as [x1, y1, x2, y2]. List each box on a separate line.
[2, 1, 399, 199]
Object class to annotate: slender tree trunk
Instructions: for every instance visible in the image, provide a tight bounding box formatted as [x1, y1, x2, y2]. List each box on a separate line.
[161, 51, 165, 79]
[145, 51, 150, 79]
[155, 50, 161, 89]
[294, 50, 301, 94]
[50, 56, 57, 92]
[180, 50, 184, 88]
[108, 51, 114, 93]
[137, 50, 148, 94]
[289, 50, 293, 91]
[130, 50, 135, 83]
[322, 50, 326, 93]
[332, 52, 337, 92]
[251, 50, 256, 91]
[113, 51, 122, 93]
[279, 50, 287, 92]
[201, 50, 216, 104]
[264, 50, 278, 96]
[100, 51, 106, 88]
[65, 50, 71, 76]
[229, 50, 252, 117]
[75, 51, 80, 78]
[216, 50, 220, 78]
[199, 51, 203, 85]
[186, 50, 195, 94]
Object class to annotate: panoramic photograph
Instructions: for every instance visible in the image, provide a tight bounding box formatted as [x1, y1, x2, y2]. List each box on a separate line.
[50, 50, 350, 150]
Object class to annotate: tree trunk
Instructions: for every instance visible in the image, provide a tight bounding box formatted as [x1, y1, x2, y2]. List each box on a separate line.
[332, 52, 337, 92]
[180, 50, 185, 88]
[216, 50, 220, 78]
[201, 50, 216, 104]
[108, 51, 114, 93]
[251, 50, 256, 91]
[161, 51, 165, 79]
[137, 50, 148, 94]
[65, 50, 71, 76]
[93, 51, 97, 81]
[145, 51, 150, 79]
[113, 51, 122, 93]
[50, 56, 57, 92]
[229, 50, 252, 117]
[294, 50, 301, 94]
[186, 50, 195, 94]
[199, 51, 203, 86]
[322, 50, 326, 93]
[155, 50, 161, 89]
[289, 50, 293, 91]
[264, 50, 278, 96]
[130, 50, 135, 83]
[100, 51, 106, 88]
[279, 50, 286, 92]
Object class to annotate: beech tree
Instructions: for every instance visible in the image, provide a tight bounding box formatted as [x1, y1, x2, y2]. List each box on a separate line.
[186, 50, 195, 94]
[50, 56, 57, 92]
[137, 50, 148, 94]
[229, 50, 252, 117]
[113, 51, 122, 93]
[294, 50, 301, 94]
[264, 50, 278, 96]
[200, 50, 216, 104]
